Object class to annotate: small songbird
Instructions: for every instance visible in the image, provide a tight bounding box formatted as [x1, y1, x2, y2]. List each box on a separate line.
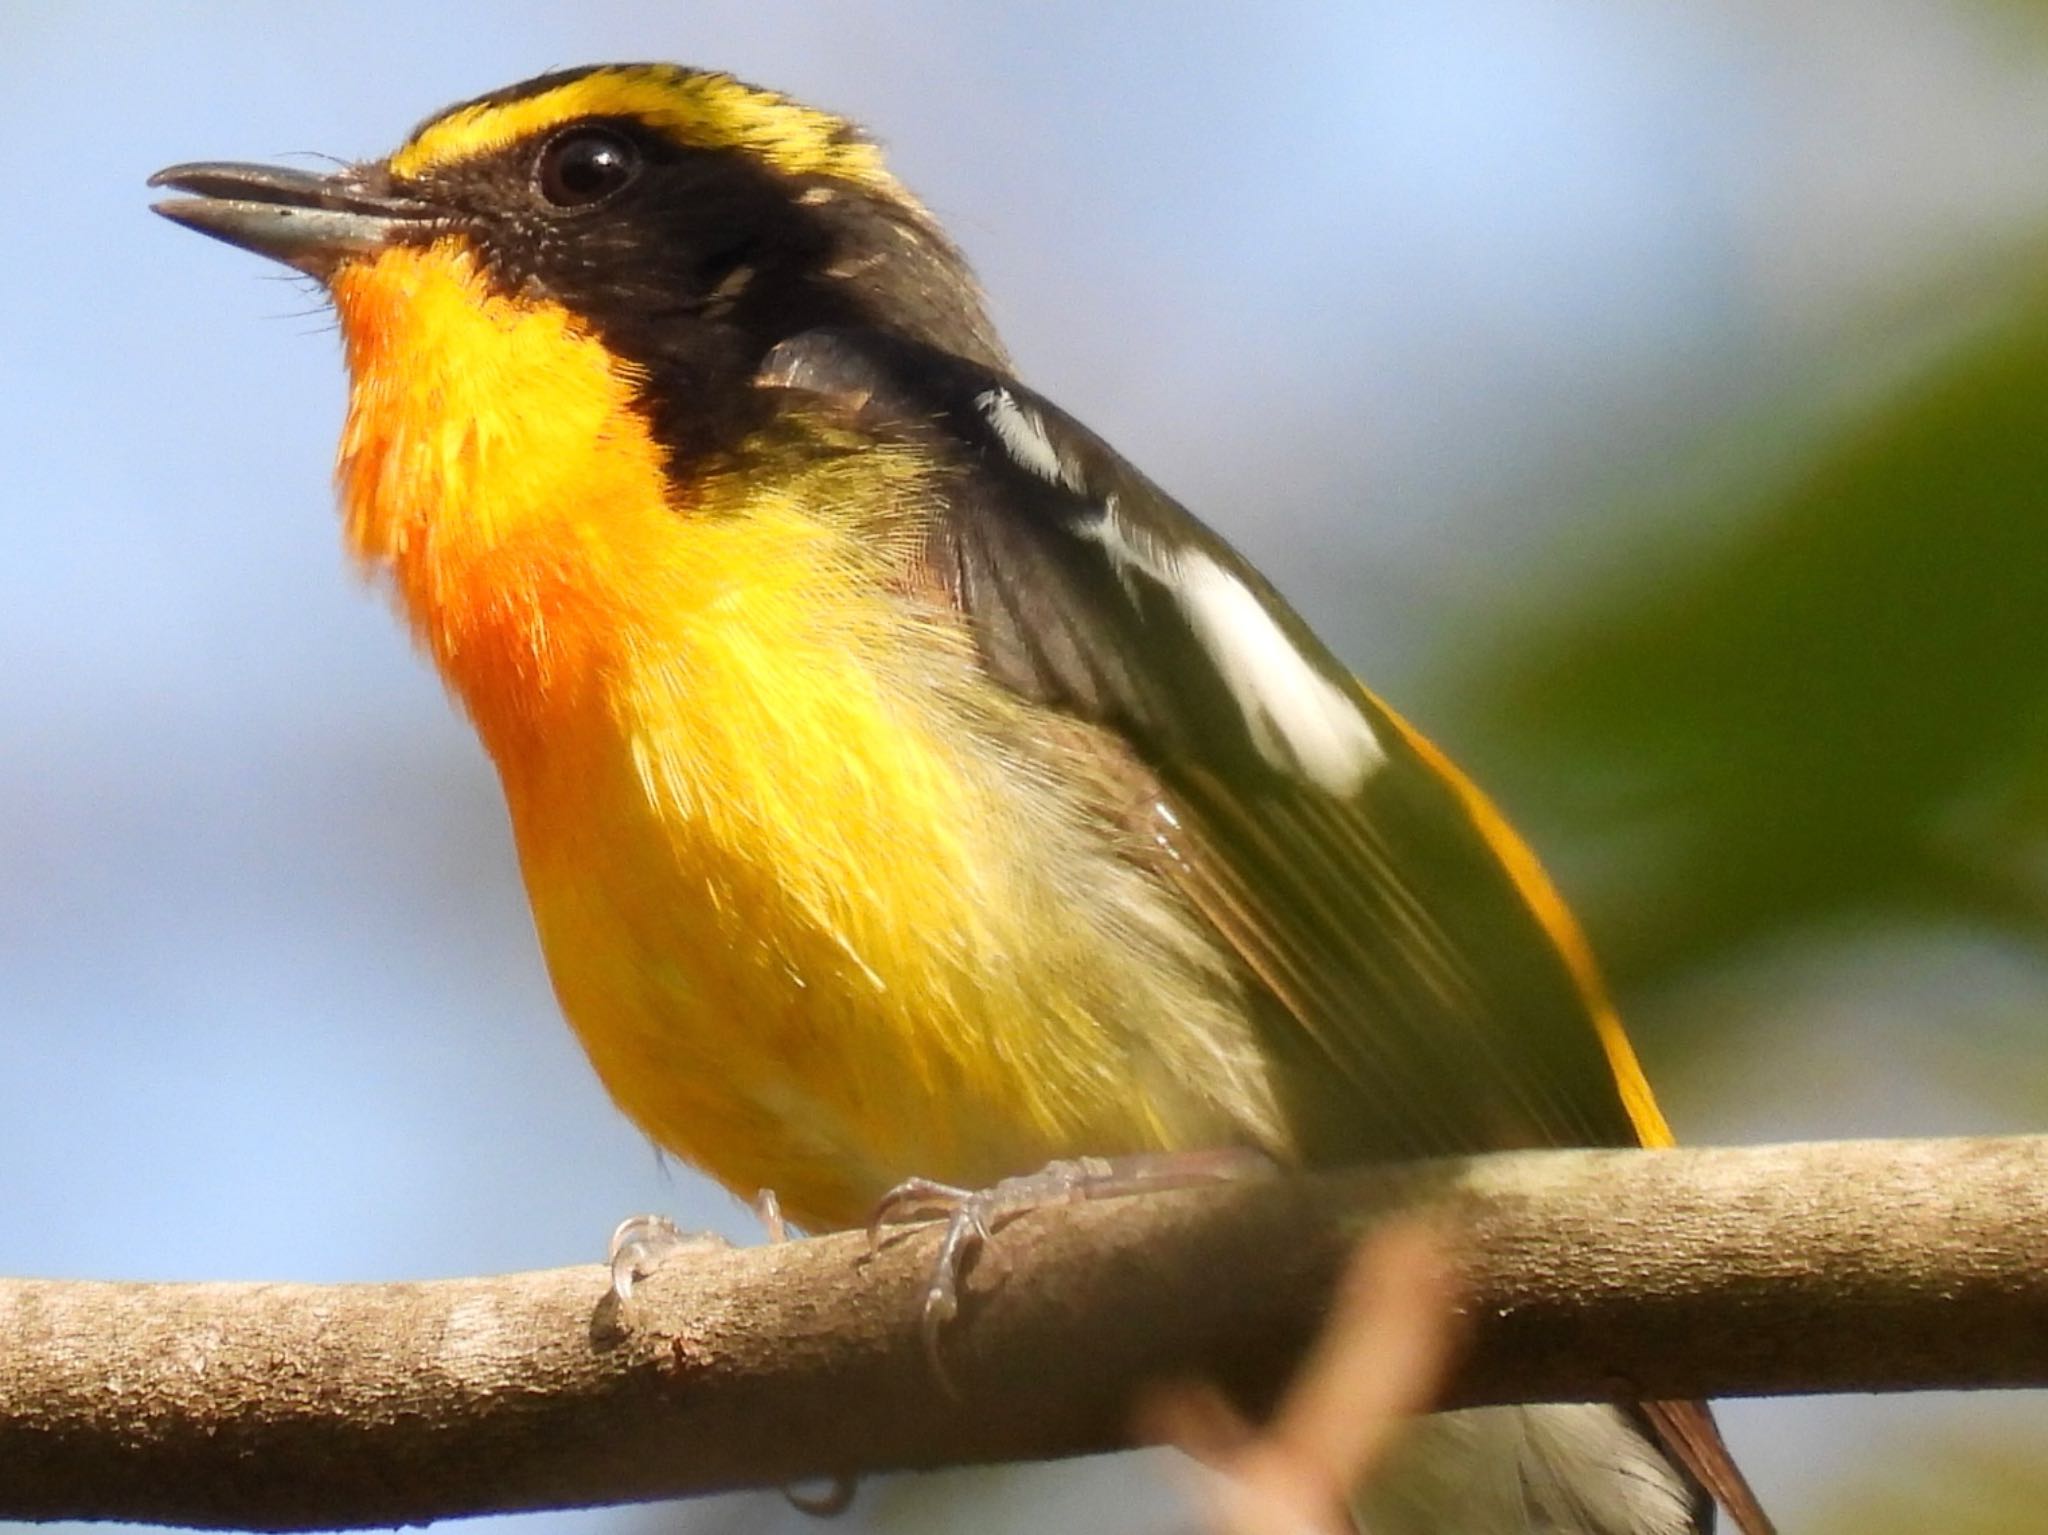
[152, 64, 1769, 1534]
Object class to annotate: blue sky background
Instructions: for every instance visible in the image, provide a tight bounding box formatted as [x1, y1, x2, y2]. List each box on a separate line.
[5, 4, 2045, 1531]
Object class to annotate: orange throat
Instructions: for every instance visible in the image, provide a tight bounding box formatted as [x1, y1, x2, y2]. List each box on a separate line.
[329, 240, 674, 751]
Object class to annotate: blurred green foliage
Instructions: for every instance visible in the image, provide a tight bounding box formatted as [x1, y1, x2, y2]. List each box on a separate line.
[1460, 282, 2048, 1008]
[1446, 255, 2048, 1532]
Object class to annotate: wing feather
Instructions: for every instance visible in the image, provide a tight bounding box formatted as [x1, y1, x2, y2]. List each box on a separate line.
[759, 326, 1770, 1531]
[759, 325, 1644, 1156]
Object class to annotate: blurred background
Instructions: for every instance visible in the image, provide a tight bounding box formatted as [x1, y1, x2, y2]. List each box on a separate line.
[4, 2, 2045, 1531]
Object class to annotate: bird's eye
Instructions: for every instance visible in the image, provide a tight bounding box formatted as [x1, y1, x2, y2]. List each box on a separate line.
[534, 128, 641, 209]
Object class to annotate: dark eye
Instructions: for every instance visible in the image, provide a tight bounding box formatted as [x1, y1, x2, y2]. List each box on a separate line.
[534, 128, 641, 209]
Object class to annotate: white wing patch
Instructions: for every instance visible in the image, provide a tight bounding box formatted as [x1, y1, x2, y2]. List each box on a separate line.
[976, 387, 1083, 492]
[1178, 554, 1386, 794]
[1077, 497, 1385, 795]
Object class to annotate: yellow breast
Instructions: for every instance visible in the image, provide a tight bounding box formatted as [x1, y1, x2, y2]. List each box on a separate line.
[328, 242, 1280, 1228]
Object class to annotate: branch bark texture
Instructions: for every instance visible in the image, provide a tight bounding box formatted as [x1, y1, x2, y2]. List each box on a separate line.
[1, 1135, 2042, 1530]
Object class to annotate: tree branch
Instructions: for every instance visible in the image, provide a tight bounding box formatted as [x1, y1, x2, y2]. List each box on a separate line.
[2, 1135, 2042, 1530]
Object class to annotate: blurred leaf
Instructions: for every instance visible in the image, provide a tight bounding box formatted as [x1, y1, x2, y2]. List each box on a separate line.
[1459, 282, 2048, 1001]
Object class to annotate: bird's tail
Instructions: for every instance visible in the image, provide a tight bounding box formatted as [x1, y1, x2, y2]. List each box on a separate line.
[1353, 1403, 1714, 1535]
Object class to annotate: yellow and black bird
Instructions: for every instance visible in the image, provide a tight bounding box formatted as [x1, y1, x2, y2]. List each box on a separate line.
[152, 64, 1769, 1535]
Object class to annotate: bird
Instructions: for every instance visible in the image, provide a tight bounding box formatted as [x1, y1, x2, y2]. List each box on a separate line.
[150, 63, 1770, 1535]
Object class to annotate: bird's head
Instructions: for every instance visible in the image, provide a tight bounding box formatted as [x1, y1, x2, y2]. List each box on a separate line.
[153, 65, 994, 726]
[152, 64, 1003, 465]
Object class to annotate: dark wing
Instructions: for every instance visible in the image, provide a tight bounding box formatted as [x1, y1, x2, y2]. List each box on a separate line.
[766, 331, 1775, 1535]
[760, 327, 1658, 1161]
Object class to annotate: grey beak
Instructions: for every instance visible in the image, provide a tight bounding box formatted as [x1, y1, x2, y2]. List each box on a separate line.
[149, 161, 436, 277]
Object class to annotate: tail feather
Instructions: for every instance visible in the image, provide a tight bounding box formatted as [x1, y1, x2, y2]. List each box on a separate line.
[1354, 1403, 1707, 1535]
[1642, 1400, 1775, 1535]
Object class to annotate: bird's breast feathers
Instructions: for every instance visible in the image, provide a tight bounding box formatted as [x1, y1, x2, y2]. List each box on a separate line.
[328, 244, 1279, 1224]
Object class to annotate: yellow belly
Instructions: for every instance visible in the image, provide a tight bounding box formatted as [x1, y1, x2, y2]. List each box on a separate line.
[324, 243, 1279, 1229]
[505, 645, 1279, 1230]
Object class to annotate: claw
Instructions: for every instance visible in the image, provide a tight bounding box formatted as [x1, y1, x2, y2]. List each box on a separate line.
[867, 1176, 973, 1247]
[783, 1473, 857, 1518]
[615, 1197, 850, 1516]
[607, 1213, 726, 1303]
[610, 1187, 794, 1302]
[754, 1188, 790, 1245]
[867, 1149, 1278, 1395]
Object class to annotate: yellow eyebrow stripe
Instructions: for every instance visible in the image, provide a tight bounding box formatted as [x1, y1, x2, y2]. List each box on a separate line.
[390, 66, 900, 192]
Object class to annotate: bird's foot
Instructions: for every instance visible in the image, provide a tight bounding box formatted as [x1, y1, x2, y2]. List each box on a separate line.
[607, 1215, 725, 1303]
[607, 1198, 852, 1516]
[868, 1147, 1276, 1393]
[607, 1189, 792, 1304]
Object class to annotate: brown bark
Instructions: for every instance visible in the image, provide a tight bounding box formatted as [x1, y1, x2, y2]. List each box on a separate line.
[0, 1135, 2041, 1530]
